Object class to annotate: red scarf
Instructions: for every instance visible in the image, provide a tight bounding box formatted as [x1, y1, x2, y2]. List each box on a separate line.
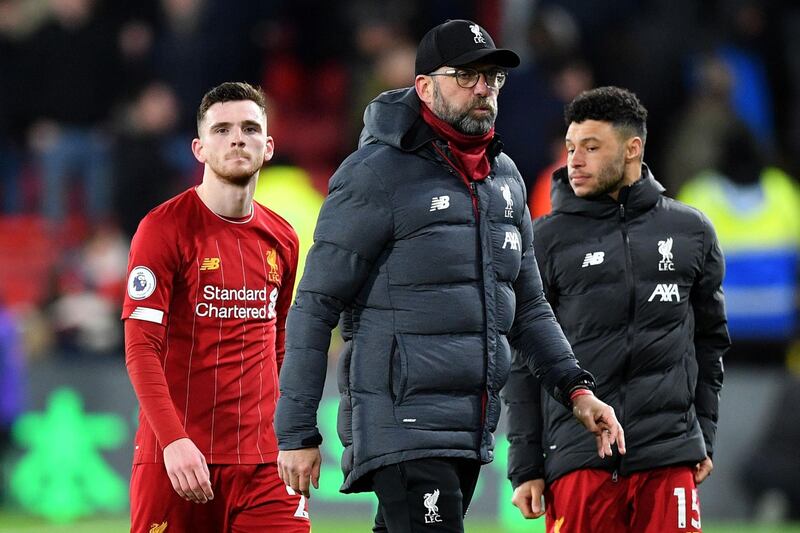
[421, 103, 493, 181]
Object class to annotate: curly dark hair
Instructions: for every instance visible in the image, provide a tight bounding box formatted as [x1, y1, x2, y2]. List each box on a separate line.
[196, 81, 267, 132]
[564, 86, 648, 141]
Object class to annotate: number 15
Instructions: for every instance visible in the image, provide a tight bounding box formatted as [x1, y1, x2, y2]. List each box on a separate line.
[673, 487, 701, 529]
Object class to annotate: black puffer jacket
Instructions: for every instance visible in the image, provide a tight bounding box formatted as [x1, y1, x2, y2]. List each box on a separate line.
[504, 166, 729, 487]
[275, 88, 593, 493]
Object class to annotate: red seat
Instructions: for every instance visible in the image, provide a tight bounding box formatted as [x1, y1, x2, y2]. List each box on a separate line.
[0, 215, 59, 308]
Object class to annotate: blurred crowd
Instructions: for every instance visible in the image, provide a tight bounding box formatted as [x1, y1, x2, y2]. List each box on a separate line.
[0, 0, 797, 360]
[0, 0, 799, 517]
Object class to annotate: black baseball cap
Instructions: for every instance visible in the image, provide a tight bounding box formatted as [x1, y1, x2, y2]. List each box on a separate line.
[415, 19, 521, 75]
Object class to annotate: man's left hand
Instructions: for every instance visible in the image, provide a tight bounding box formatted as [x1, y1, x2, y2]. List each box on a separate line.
[572, 394, 626, 458]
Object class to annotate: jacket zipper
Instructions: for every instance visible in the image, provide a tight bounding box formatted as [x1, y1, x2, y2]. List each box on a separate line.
[431, 141, 488, 433]
[472, 180, 488, 425]
[619, 203, 634, 472]
[431, 142, 479, 218]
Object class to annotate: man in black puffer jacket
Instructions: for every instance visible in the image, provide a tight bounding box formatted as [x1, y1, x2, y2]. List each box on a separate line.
[275, 20, 624, 533]
[505, 86, 729, 533]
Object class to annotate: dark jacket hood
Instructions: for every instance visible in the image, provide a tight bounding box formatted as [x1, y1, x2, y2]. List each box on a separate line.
[359, 87, 436, 152]
[358, 87, 505, 160]
[551, 164, 665, 218]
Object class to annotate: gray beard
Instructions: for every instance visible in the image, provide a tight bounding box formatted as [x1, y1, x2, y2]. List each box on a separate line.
[432, 81, 496, 135]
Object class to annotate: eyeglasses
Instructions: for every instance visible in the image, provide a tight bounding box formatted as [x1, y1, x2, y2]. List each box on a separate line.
[428, 67, 507, 89]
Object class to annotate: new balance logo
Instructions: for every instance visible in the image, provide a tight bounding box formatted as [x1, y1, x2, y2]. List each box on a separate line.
[430, 196, 450, 211]
[502, 231, 520, 250]
[648, 284, 680, 302]
[582, 252, 604, 267]
[200, 257, 220, 271]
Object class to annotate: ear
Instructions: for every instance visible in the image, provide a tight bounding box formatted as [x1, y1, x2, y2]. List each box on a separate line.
[625, 137, 643, 162]
[263, 135, 275, 164]
[415, 74, 434, 107]
[191, 137, 205, 163]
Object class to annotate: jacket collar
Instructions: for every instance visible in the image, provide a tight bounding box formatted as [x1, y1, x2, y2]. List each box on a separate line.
[551, 163, 665, 218]
[359, 87, 504, 159]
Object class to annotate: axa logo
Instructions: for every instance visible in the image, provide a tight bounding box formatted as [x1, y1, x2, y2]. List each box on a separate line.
[265, 248, 280, 282]
[149, 522, 167, 533]
[582, 251, 604, 267]
[648, 283, 680, 302]
[502, 231, 520, 250]
[469, 24, 486, 44]
[430, 195, 450, 211]
[500, 184, 514, 218]
[424, 489, 442, 523]
[200, 257, 220, 271]
[658, 237, 675, 271]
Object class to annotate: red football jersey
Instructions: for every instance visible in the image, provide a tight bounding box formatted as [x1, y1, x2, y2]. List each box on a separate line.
[123, 188, 298, 465]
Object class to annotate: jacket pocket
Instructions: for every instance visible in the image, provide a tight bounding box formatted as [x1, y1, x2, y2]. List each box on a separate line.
[336, 342, 354, 447]
[337, 341, 353, 394]
[490, 335, 512, 392]
[389, 336, 407, 404]
[394, 333, 484, 398]
[683, 349, 698, 405]
[391, 333, 484, 431]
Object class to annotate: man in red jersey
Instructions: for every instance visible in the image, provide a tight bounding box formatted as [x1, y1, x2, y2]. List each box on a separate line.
[122, 82, 308, 532]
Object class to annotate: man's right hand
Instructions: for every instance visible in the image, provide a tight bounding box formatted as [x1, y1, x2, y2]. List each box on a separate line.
[511, 478, 546, 519]
[163, 438, 214, 504]
[572, 393, 626, 458]
[278, 448, 322, 498]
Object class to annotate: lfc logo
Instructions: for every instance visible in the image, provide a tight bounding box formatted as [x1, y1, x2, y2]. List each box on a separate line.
[469, 24, 486, 44]
[424, 489, 442, 523]
[658, 237, 675, 271]
[266, 248, 280, 282]
[500, 184, 514, 218]
[149, 522, 167, 533]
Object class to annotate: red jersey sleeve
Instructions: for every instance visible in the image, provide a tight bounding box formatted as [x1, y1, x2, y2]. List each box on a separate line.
[122, 214, 179, 324]
[275, 229, 299, 373]
[123, 211, 187, 448]
[124, 319, 188, 447]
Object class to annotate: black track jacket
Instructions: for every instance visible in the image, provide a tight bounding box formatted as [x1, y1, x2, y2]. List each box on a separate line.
[504, 165, 729, 487]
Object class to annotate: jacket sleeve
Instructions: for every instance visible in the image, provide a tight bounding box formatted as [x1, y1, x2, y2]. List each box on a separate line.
[502, 349, 545, 488]
[508, 207, 594, 409]
[275, 157, 393, 449]
[690, 217, 730, 457]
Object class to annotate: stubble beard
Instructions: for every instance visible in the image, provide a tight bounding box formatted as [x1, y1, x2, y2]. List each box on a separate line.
[432, 80, 497, 136]
[588, 152, 627, 198]
[211, 153, 262, 185]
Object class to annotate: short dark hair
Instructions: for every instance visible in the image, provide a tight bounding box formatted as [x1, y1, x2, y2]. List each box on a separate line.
[196, 82, 267, 131]
[564, 86, 648, 142]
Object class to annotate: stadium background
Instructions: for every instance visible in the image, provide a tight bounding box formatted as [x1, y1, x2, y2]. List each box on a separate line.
[1, 0, 799, 531]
